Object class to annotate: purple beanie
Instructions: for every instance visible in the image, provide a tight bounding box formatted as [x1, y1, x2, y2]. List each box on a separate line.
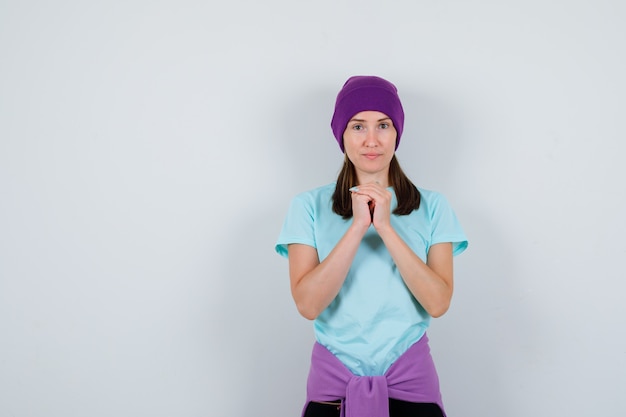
[330, 75, 405, 152]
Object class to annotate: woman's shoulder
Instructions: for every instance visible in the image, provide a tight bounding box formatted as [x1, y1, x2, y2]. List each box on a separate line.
[414, 187, 455, 213]
[285, 183, 336, 218]
[293, 182, 336, 201]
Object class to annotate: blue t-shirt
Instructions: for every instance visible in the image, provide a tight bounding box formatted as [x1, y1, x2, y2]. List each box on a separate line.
[276, 183, 468, 376]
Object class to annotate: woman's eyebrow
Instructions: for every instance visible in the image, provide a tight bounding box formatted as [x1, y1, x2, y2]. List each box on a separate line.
[348, 117, 391, 122]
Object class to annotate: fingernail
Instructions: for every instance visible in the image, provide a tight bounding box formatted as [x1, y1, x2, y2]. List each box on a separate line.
[349, 186, 359, 192]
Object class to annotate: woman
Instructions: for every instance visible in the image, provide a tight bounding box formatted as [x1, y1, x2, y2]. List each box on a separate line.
[276, 75, 468, 417]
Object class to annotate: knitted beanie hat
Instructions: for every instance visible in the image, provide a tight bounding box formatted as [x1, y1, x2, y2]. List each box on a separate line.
[330, 75, 405, 152]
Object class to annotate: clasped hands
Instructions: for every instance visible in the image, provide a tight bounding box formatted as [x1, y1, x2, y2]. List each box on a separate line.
[350, 182, 392, 230]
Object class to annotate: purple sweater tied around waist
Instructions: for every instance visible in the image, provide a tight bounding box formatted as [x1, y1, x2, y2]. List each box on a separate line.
[303, 334, 446, 417]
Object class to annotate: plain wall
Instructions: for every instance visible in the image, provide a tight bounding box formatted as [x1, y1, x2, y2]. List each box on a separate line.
[1, 1, 625, 416]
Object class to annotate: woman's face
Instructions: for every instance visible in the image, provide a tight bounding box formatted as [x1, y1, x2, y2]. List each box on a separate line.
[343, 111, 397, 182]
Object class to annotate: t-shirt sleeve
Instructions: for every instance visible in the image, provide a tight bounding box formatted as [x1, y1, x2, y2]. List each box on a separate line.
[275, 194, 317, 258]
[430, 193, 468, 257]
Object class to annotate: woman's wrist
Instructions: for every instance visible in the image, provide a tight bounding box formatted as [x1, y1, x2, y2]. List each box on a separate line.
[348, 220, 370, 236]
[374, 222, 396, 239]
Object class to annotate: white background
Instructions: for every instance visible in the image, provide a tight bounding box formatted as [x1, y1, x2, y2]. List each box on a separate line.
[1, 1, 625, 416]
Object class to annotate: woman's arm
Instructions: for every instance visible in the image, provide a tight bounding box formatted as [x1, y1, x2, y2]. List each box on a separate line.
[377, 230, 454, 318]
[352, 183, 455, 317]
[288, 222, 368, 320]
[288, 191, 374, 320]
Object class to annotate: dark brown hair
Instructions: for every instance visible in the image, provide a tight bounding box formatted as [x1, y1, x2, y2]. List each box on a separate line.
[331, 155, 421, 219]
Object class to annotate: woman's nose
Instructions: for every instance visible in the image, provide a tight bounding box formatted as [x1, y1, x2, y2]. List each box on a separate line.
[365, 130, 378, 147]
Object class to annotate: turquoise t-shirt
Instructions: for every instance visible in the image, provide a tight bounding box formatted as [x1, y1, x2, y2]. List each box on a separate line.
[275, 183, 468, 376]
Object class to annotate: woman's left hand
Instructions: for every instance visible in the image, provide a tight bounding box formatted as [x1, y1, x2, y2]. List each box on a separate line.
[350, 183, 393, 231]
[352, 182, 454, 317]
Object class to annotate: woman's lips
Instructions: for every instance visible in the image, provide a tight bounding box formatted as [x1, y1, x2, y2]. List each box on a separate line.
[363, 153, 381, 160]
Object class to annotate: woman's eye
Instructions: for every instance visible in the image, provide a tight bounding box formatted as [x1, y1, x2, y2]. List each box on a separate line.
[352, 124, 363, 131]
[379, 123, 389, 129]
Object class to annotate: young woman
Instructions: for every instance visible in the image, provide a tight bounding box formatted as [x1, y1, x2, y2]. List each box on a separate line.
[276, 76, 468, 417]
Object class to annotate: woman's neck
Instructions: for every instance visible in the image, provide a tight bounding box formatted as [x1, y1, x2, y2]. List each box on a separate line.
[356, 172, 389, 187]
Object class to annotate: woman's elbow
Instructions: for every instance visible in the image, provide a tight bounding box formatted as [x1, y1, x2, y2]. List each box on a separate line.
[427, 299, 451, 318]
[291, 286, 323, 320]
[296, 301, 320, 320]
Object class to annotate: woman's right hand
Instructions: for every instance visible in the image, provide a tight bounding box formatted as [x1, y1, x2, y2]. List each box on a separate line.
[351, 189, 373, 229]
[288, 187, 372, 320]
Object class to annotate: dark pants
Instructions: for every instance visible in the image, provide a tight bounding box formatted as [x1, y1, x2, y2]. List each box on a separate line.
[303, 399, 445, 417]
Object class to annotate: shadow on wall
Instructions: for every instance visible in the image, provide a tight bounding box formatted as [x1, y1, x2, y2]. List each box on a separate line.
[394, 87, 471, 191]
[208, 84, 340, 417]
[429, 206, 535, 417]
[393, 87, 537, 415]
[280, 83, 346, 192]
[211, 205, 314, 417]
